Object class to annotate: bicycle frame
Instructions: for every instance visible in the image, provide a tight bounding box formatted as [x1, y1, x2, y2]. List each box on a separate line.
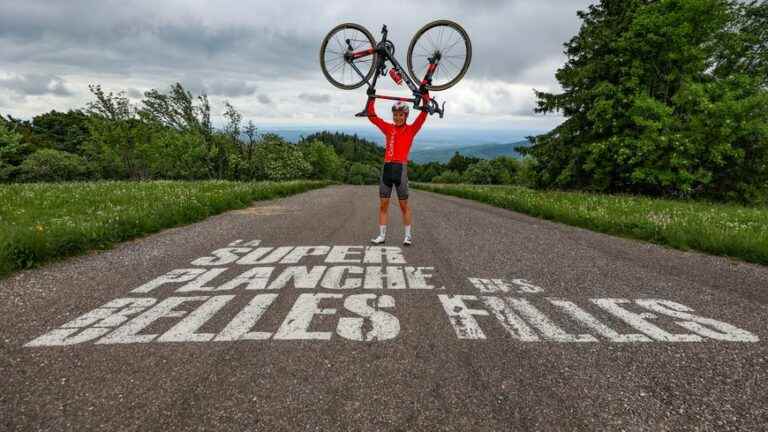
[345, 25, 444, 117]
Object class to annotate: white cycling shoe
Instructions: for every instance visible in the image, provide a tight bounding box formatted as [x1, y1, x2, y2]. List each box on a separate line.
[403, 235, 412, 246]
[370, 235, 386, 245]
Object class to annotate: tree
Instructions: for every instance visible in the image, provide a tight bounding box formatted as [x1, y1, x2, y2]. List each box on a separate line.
[432, 170, 463, 184]
[27, 110, 91, 154]
[0, 120, 27, 181]
[446, 152, 481, 173]
[85, 85, 148, 179]
[523, 0, 768, 203]
[139, 83, 218, 177]
[18, 149, 91, 182]
[300, 140, 344, 180]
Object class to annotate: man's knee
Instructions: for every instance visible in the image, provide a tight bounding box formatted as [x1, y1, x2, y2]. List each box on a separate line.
[379, 198, 390, 210]
[398, 198, 409, 210]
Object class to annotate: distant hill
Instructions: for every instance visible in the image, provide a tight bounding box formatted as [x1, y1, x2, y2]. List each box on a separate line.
[410, 140, 530, 163]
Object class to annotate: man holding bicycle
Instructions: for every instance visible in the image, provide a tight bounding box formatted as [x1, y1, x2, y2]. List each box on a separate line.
[319, 20, 471, 246]
[366, 88, 428, 246]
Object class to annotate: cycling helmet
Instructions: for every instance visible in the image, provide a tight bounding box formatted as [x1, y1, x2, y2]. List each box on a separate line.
[392, 101, 410, 113]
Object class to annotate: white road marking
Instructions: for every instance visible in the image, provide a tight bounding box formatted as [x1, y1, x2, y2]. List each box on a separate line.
[266, 266, 327, 290]
[273, 293, 341, 340]
[158, 295, 235, 342]
[96, 297, 209, 344]
[437, 295, 488, 339]
[320, 266, 364, 289]
[593, 299, 702, 342]
[216, 267, 275, 291]
[131, 269, 207, 293]
[215, 294, 279, 341]
[191, 247, 252, 266]
[337, 294, 400, 341]
[237, 246, 294, 265]
[636, 299, 759, 342]
[549, 299, 651, 342]
[506, 298, 597, 342]
[175, 268, 228, 292]
[480, 296, 539, 341]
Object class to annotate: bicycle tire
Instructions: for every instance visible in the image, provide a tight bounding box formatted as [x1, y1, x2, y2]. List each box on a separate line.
[407, 20, 472, 91]
[320, 23, 377, 90]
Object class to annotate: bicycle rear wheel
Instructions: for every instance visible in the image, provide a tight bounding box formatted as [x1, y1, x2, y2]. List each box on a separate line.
[320, 23, 377, 90]
[407, 20, 471, 91]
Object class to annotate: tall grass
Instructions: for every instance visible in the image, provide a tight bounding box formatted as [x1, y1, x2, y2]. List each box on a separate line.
[414, 183, 768, 265]
[0, 180, 332, 277]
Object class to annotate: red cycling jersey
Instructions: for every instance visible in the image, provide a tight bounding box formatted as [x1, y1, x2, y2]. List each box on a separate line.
[366, 98, 428, 163]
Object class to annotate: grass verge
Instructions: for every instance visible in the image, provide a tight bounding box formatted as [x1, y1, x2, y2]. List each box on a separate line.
[0, 180, 333, 278]
[414, 183, 768, 266]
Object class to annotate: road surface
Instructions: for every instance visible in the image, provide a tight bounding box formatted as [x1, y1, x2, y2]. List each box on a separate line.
[2, 185, 766, 431]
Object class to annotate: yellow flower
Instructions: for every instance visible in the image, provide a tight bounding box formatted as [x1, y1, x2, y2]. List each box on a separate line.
[35, 224, 45, 232]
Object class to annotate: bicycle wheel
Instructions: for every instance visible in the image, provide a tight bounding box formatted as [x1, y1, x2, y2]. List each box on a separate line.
[320, 23, 377, 90]
[407, 20, 471, 91]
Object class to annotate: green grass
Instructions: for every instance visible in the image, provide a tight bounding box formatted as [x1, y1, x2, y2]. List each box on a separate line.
[0, 180, 333, 277]
[414, 183, 768, 266]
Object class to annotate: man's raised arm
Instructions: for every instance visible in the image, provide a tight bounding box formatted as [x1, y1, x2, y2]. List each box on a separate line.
[366, 96, 390, 134]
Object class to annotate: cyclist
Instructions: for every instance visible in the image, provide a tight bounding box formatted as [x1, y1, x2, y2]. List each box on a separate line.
[365, 88, 428, 246]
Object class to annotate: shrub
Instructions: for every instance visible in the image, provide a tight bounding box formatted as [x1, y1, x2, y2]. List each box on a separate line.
[432, 170, 463, 184]
[18, 149, 93, 182]
[345, 162, 379, 185]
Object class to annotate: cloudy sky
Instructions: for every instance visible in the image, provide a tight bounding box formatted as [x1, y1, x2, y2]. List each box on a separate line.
[0, 0, 594, 131]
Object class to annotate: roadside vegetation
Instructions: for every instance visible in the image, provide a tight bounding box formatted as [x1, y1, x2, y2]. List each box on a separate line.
[414, 183, 768, 265]
[0, 180, 331, 277]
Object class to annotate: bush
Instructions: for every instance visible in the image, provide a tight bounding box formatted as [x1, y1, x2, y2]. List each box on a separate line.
[140, 129, 210, 180]
[18, 149, 93, 182]
[345, 162, 379, 185]
[462, 160, 497, 184]
[432, 170, 463, 184]
[301, 141, 344, 181]
[253, 142, 311, 181]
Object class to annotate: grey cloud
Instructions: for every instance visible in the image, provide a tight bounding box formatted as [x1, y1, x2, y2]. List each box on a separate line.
[0, 0, 593, 83]
[257, 94, 272, 104]
[0, 73, 73, 96]
[298, 93, 331, 103]
[206, 80, 257, 97]
[127, 88, 144, 98]
[0, 0, 595, 121]
[174, 77, 257, 97]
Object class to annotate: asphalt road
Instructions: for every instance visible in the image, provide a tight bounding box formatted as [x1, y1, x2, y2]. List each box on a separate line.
[2, 185, 767, 431]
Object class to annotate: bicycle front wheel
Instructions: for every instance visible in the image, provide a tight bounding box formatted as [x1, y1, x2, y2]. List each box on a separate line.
[320, 23, 377, 90]
[407, 20, 472, 91]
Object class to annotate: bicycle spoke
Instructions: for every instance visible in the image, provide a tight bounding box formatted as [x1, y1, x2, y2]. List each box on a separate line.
[443, 36, 464, 57]
[444, 57, 461, 72]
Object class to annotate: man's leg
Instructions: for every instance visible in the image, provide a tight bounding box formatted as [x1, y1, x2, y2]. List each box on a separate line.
[379, 197, 390, 226]
[371, 197, 390, 244]
[396, 166, 413, 245]
[398, 199, 412, 226]
[373, 169, 393, 244]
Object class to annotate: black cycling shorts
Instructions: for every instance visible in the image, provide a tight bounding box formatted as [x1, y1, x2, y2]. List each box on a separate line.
[379, 162, 408, 200]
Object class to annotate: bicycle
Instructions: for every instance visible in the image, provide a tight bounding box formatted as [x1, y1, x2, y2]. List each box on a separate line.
[319, 20, 472, 118]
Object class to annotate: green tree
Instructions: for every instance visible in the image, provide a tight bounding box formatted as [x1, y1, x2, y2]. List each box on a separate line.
[18, 149, 92, 182]
[462, 160, 496, 184]
[523, 0, 768, 203]
[27, 110, 91, 154]
[300, 140, 344, 180]
[446, 152, 481, 173]
[0, 120, 27, 181]
[139, 83, 217, 177]
[345, 162, 379, 185]
[252, 138, 311, 181]
[432, 170, 463, 184]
